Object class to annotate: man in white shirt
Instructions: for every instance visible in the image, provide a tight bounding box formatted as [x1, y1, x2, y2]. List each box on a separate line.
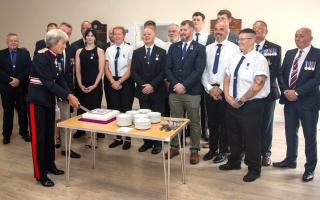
[219, 28, 270, 182]
[202, 21, 239, 163]
[192, 12, 211, 46]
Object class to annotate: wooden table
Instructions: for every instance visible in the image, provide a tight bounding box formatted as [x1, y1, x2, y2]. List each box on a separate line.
[57, 116, 189, 200]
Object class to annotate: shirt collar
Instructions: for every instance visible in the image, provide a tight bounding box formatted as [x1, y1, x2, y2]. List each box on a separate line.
[255, 40, 266, 48]
[9, 48, 17, 53]
[115, 42, 125, 49]
[214, 38, 228, 46]
[300, 45, 311, 54]
[241, 49, 256, 60]
[145, 43, 155, 51]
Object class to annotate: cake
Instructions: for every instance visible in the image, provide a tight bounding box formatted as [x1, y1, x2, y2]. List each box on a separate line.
[80, 109, 120, 124]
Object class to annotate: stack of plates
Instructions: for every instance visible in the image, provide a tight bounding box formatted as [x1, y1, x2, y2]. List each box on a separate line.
[116, 113, 132, 127]
[133, 114, 149, 123]
[126, 110, 140, 120]
[139, 109, 151, 114]
[148, 112, 161, 123]
[135, 118, 151, 130]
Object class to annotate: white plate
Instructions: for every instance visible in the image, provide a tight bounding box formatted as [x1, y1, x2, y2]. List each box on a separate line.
[138, 109, 151, 114]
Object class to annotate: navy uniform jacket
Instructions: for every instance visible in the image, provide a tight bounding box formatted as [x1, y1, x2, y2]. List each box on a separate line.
[34, 39, 46, 58]
[278, 46, 320, 110]
[165, 40, 206, 95]
[131, 45, 167, 101]
[260, 40, 282, 101]
[0, 48, 31, 95]
[27, 49, 70, 107]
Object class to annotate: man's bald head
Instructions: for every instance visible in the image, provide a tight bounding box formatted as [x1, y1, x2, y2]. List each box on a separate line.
[295, 27, 313, 49]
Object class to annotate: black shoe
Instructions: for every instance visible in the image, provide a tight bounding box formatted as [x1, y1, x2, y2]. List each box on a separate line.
[109, 140, 123, 148]
[262, 155, 271, 166]
[151, 145, 162, 154]
[55, 144, 61, 149]
[273, 159, 297, 168]
[3, 137, 10, 144]
[122, 141, 131, 150]
[138, 143, 153, 152]
[302, 171, 314, 182]
[61, 150, 81, 159]
[213, 153, 226, 163]
[97, 133, 105, 138]
[21, 134, 31, 142]
[243, 171, 260, 182]
[48, 168, 64, 175]
[203, 150, 218, 161]
[73, 131, 85, 139]
[38, 176, 54, 187]
[202, 130, 209, 141]
[219, 163, 241, 170]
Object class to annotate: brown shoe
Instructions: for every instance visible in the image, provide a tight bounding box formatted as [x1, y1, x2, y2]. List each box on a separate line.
[165, 149, 179, 159]
[262, 155, 271, 166]
[190, 152, 199, 165]
[202, 143, 209, 148]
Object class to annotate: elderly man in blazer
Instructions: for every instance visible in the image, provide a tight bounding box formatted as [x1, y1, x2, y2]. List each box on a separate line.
[253, 20, 282, 166]
[165, 20, 206, 164]
[0, 33, 31, 144]
[131, 26, 167, 154]
[274, 27, 320, 182]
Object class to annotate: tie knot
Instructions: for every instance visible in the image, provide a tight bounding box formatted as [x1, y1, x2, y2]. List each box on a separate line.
[116, 47, 120, 50]
[299, 49, 303, 54]
[147, 47, 151, 51]
[196, 32, 200, 36]
[11, 49, 17, 54]
[217, 44, 222, 48]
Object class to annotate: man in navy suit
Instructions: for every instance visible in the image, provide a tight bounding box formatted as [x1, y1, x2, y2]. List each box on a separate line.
[274, 27, 320, 182]
[253, 20, 282, 166]
[34, 23, 58, 57]
[0, 33, 31, 144]
[131, 27, 167, 154]
[165, 20, 206, 164]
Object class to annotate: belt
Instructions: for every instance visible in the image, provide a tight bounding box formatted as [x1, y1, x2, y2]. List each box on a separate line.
[30, 77, 43, 85]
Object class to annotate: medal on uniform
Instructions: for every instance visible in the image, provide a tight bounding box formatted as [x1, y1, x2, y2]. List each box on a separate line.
[90, 52, 94, 60]
[155, 54, 159, 61]
[190, 45, 194, 50]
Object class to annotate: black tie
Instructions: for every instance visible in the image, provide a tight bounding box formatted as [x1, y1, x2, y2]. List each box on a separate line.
[115, 47, 120, 77]
[212, 44, 222, 74]
[233, 56, 245, 98]
[256, 44, 260, 52]
[146, 47, 151, 64]
[182, 43, 187, 59]
[195, 33, 200, 43]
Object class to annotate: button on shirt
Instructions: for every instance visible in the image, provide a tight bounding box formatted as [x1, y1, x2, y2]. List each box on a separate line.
[105, 42, 134, 77]
[226, 50, 270, 100]
[193, 31, 209, 46]
[288, 45, 311, 85]
[202, 40, 240, 93]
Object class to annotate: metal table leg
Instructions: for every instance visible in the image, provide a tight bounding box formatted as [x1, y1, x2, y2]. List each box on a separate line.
[177, 131, 185, 184]
[167, 141, 171, 200]
[65, 128, 72, 187]
[91, 132, 96, 169]
[162, 141, 168, 200]
[182, 127, 186, 183]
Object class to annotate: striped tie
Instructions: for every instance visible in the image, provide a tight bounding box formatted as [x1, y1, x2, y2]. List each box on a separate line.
[289, 50, 303, 89]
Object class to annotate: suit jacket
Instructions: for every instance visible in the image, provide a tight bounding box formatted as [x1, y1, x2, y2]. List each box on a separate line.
[27, 49, 70, 107]
[206, 31, 239, 46]
[261, 40, 282, 101]
[131, 45, 167, 101]
[165, 40, 206, 95]
[278, 46, 320, 110]
[0, 48, 31, 95]
[34, 39, 46, 58]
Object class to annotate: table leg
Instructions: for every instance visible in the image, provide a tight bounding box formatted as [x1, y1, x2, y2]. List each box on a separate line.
[182, 127, 186, 183]
[162, 141, 168, 200]
[167, 141, 171, 200]
[91, 132, 96, 169]
[177, 132, 185, 184]
[65, 128, 72, 187]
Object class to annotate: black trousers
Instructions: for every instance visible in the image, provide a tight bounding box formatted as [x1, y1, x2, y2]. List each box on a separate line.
[226, 99, 264, 175]
[261, 100, 276, 157]
[205, 92, 228, 153]
[29, 103, 55, 180]
[139, 98, 165, 147]
[104, 77, 134, 140]
[1, 92, 29, 138]
[200, 90, 208, 136]
[284, 102, 318, 172]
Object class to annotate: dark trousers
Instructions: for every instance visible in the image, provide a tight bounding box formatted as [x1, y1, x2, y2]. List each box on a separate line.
[29, 103, 55, 180]
[1, 92, 29, 138]
[104, 77, 134, 141]
[139, 98, 165, 147]
[284, 102, 318, 172]
[205, 92, 228, 153]
[226, 99, 264, 175]
[200, 90, 208, 136]
[261, 100, 276, 157]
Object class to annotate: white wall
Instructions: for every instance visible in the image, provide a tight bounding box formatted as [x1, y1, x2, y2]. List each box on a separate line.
[0, 0, 319, 55]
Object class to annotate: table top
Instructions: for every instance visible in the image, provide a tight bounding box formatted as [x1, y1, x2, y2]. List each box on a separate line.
[57, 116, 190, 142]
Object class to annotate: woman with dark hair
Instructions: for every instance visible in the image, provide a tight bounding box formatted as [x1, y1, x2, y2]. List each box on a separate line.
[27, 29, 80, 187]
[75, 29, 105, 148]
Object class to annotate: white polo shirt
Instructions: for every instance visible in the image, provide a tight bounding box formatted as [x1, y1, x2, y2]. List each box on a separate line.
[226, 49, 270, 100]
[202, 39, 240, 93]
[105, 42, 134, 77]
[193, 31, 209, 46]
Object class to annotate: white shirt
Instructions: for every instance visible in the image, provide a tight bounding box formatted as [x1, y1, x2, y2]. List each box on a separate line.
[193, 31, 209, 46]
[105, 42, 134, 77]
[226, 49, 270, 100]
[181, 40, 192, 51]
[288, 45, 311, 85]
[136, 37, 167, 50]
[255, 40, 266, 52]
[202, 40, 240, 93]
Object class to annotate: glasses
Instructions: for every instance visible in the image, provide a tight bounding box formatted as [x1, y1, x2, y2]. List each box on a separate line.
[239, 37, 254, 41]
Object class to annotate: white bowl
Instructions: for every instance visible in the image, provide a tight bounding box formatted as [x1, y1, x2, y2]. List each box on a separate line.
[147, 112, 161, 123]
[116, 114, 132, 126]
[138, 109, 152, 114]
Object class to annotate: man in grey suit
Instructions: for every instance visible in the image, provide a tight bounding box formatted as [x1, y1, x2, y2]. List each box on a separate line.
[165, 20, 206, 165]
[207, 9, 239, 46]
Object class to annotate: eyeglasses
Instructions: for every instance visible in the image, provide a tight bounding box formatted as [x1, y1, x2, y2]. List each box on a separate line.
[238, 37, 254, 41]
